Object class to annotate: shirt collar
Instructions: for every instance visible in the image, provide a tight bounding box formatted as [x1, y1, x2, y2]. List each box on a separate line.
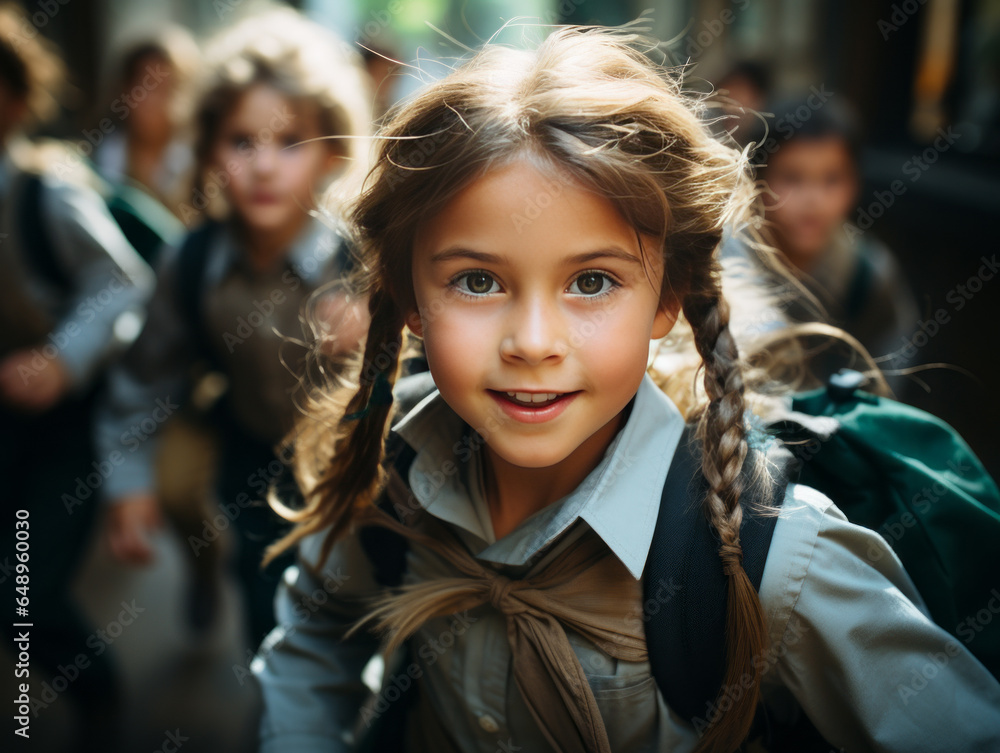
[393, 372, 686, 580]
[210, 214, 343, 286]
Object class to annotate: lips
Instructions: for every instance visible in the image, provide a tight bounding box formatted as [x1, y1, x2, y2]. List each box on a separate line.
[487, 389, 580, 423]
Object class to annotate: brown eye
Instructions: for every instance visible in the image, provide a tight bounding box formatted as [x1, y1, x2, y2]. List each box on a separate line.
[571, 272, 610, 296]
[460, 272, 497, 295]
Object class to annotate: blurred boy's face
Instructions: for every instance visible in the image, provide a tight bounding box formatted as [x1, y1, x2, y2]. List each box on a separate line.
[763, 137, 858, 268]
[213, 84, 340, 238]
[127, 53, 176, 146]
[407, 158, 677, 479]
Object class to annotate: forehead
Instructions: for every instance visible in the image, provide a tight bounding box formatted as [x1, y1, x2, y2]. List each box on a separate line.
[127, 51, 171, 80]
[768, 136, 855, 174]
[223, 83, 320, 132]
[413, 158, 652, 264]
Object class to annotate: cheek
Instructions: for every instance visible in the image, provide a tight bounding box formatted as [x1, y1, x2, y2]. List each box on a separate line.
[771, 198, 809, 230]
[222, 164, 251, 199]
[211, 143, 229, 171]
[421, 314, 491, 403]
[214, 147, 243, 179]
[828, 185, 856, 217]
[572, 302, 653, 371]
[138, 90, 172, 119]
[764, 188, 794, 218]
[420, 305, 486, 361]
[291, 148, 333, 189]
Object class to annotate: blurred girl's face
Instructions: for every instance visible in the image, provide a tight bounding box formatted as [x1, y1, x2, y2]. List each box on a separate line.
[213, 83, 341, 236]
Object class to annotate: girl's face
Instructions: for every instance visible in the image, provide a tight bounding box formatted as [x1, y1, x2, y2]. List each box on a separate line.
[213, 84, 341, 235]
[407, 158, 677, 472]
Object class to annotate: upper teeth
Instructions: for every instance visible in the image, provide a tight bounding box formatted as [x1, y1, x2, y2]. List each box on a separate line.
[506, 392, 561, 403]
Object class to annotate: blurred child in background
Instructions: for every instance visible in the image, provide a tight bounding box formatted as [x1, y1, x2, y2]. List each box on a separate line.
[95, 7, 371, 651]
[713, 60, 772, 147]
[731, 96, 919, 392]
[0, 4, 155, 750]
[94, 25, 200, 264]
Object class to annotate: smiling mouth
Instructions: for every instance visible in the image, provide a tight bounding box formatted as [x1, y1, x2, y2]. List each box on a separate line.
[490, 390, 578, 408]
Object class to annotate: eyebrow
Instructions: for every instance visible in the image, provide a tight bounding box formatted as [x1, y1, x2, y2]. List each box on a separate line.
[429, 246, 644, 266]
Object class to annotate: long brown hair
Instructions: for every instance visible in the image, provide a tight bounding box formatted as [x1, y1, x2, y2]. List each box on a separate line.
[267, 24, 801, 752]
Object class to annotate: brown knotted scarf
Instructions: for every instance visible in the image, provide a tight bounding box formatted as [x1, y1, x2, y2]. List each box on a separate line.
[350, 467, 649, 753]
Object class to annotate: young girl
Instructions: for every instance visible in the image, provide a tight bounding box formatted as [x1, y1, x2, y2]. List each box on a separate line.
[253, 25, 1000, 753]
[95, 8, 371, 649]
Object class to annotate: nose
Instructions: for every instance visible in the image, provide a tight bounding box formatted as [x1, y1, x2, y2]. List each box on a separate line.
[800, 180, 828, 205]
[499, 293, 568, 365]
[252, 142, 277, 175]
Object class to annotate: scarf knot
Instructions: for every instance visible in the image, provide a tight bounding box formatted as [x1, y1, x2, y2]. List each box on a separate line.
[486, 573, 529, 615]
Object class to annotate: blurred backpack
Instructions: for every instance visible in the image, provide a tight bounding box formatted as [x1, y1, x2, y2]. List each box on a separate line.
[15, 171, 71, 294]
[17, 167, 181, 283]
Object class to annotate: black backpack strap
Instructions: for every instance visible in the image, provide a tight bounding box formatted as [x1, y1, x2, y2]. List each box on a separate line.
[17, 172, 72, 294]
[357, 370, 436, 587]
[844, 248, 875, 322]
[174, 221, 220, 365]
[358, 433, 417, 587]
[643, 425, 787, 730]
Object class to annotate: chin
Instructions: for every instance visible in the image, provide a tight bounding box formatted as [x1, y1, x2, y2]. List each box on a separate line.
[241, 208, 291, 231]
[788, 239, 829, 262]
[487, 438, 573, 470]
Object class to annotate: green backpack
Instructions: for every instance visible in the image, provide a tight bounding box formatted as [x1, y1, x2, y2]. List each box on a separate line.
[770, 369, 1000, 679]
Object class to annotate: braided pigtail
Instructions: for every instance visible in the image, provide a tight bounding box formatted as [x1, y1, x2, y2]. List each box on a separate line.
[263, 286, 404, 568]
[682, 266, 769, 753]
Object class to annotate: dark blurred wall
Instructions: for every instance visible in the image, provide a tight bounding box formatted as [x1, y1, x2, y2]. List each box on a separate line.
[830, 0, 1000, 478]
[13, 0, 102, 138]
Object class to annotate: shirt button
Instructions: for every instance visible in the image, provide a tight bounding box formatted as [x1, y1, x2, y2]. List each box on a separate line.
[478, 714, 500, 733]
